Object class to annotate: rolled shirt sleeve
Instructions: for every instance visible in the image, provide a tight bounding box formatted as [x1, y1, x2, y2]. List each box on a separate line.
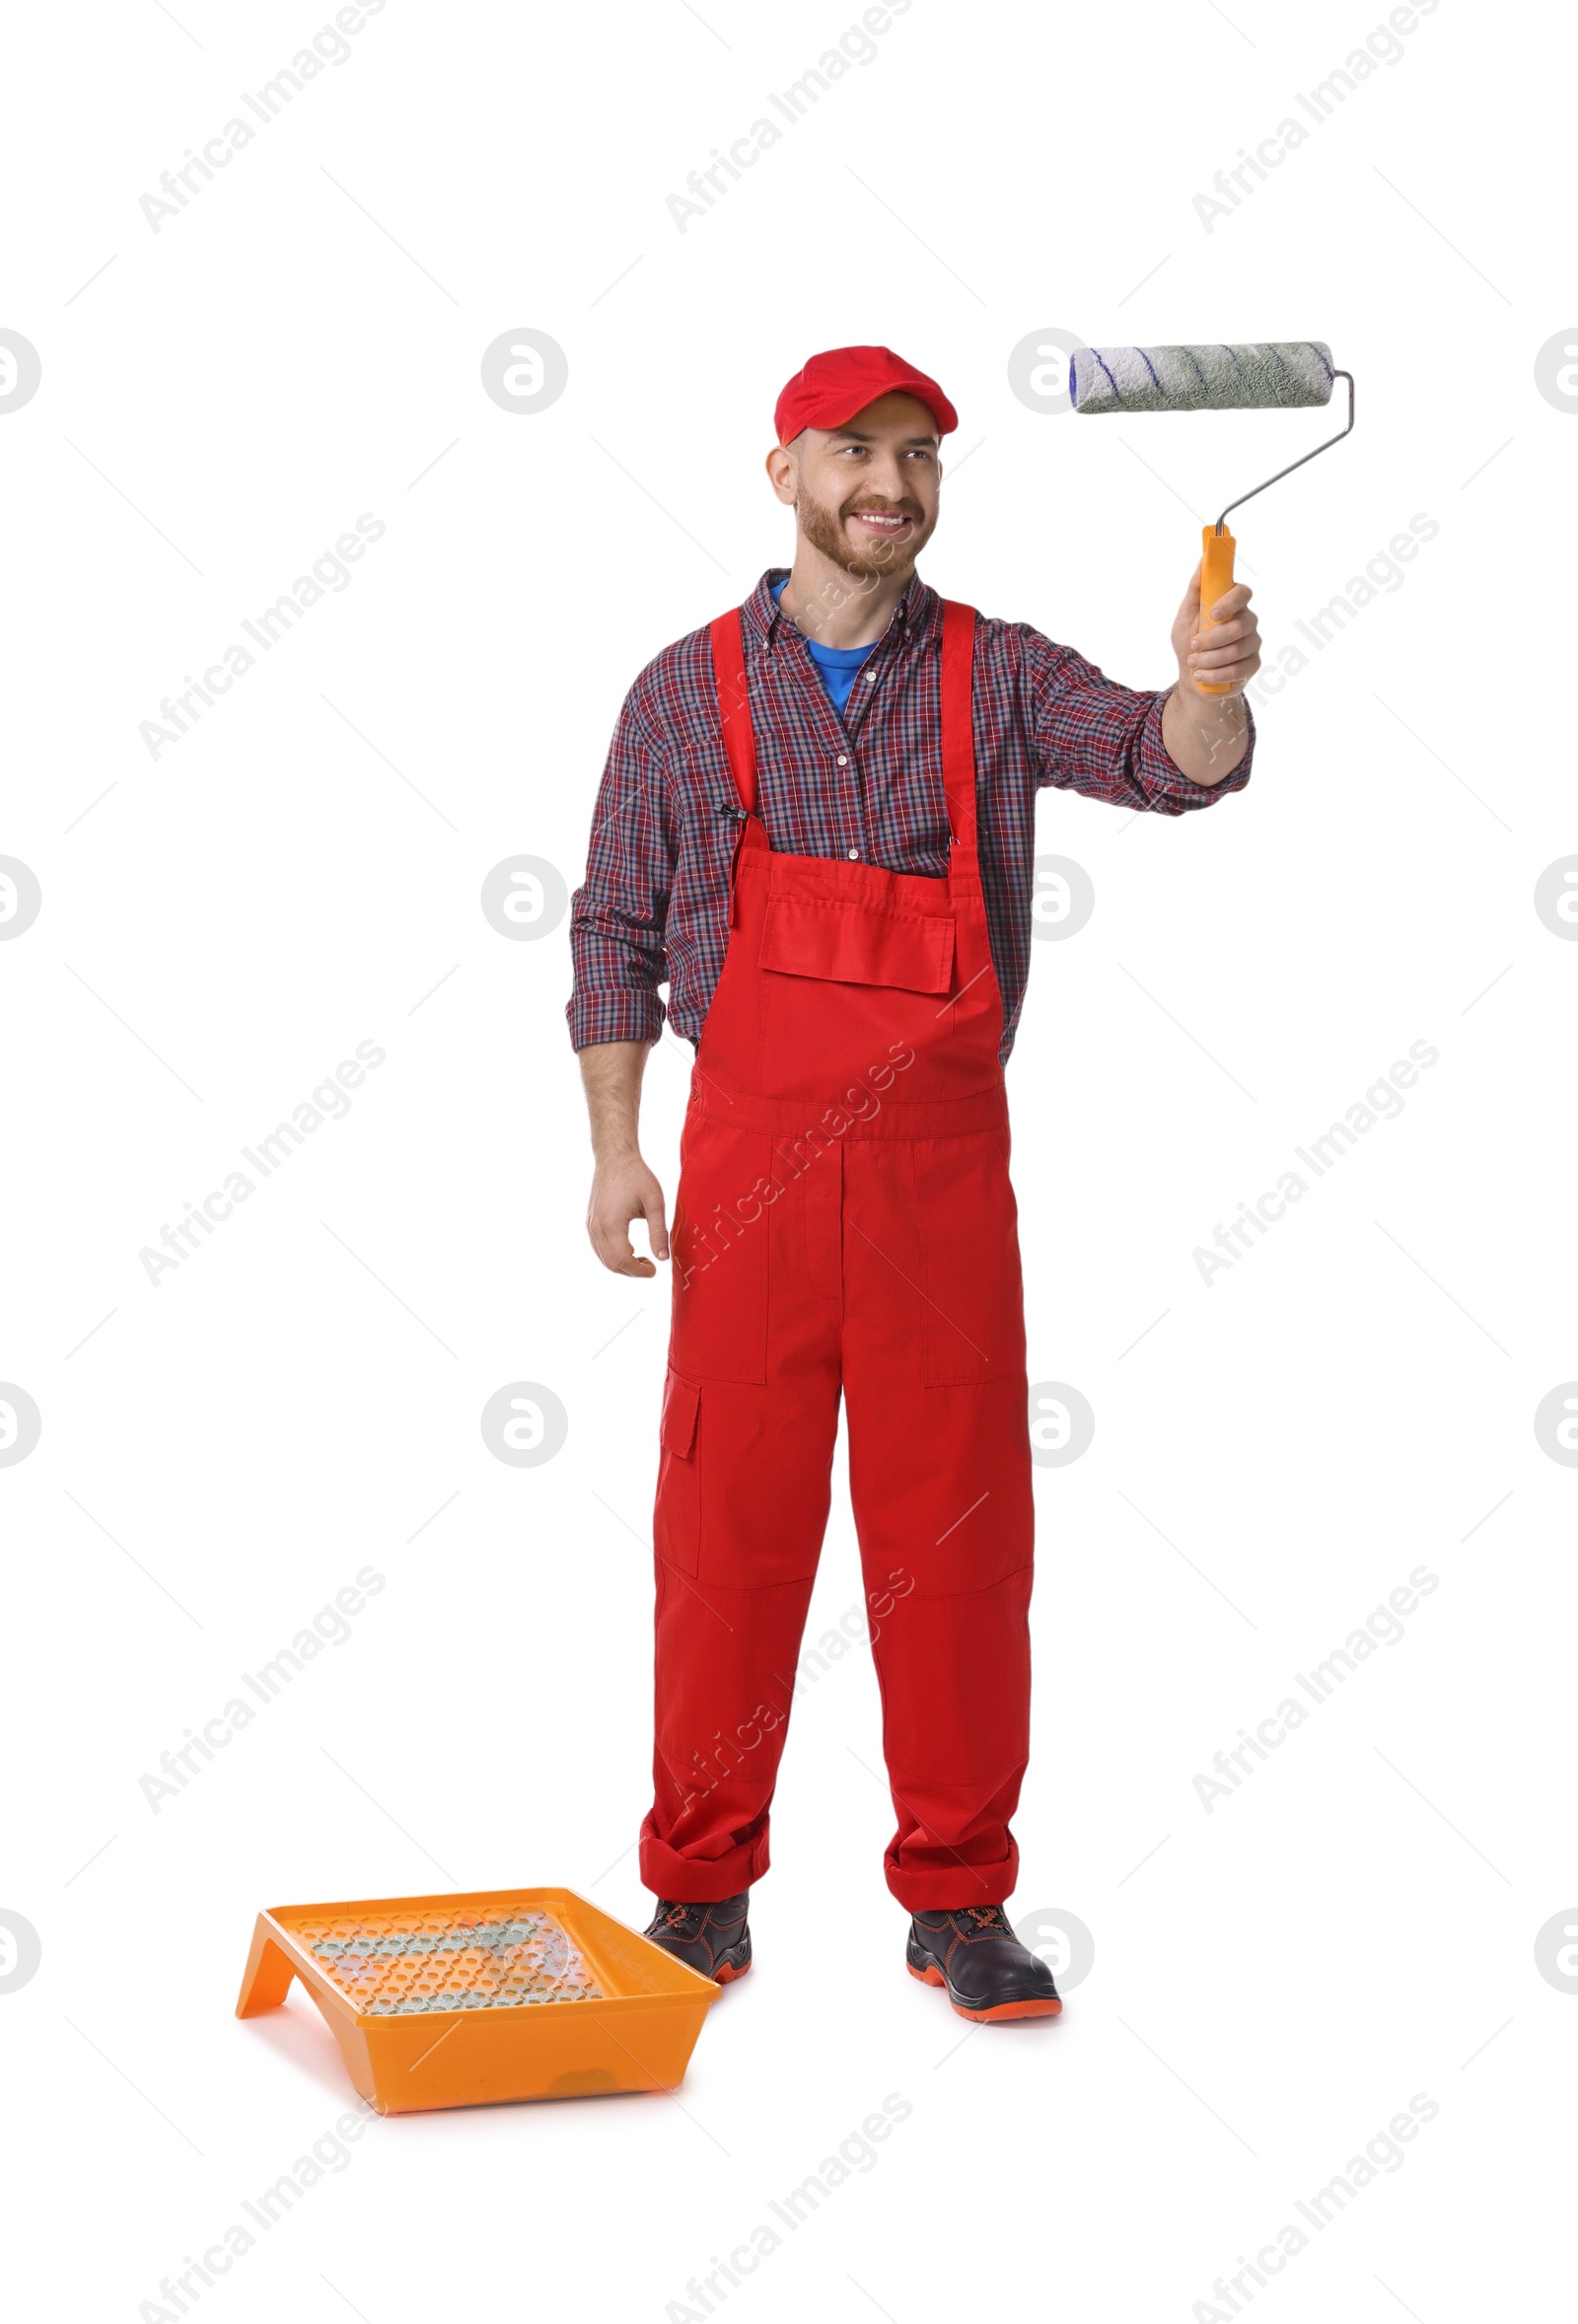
[567, 685, 677, 1051]
[1016, 625, 1255, 814]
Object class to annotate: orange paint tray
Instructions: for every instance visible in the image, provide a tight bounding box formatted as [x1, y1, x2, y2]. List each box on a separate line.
[236, 1885, 720, 2113]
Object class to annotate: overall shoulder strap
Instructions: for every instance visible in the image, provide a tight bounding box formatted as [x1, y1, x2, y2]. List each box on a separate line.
[708, 610, 756, 818]
[938, 601, 978, 849]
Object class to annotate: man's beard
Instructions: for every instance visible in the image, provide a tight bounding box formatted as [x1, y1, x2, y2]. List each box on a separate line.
[795, 485, 935, 584]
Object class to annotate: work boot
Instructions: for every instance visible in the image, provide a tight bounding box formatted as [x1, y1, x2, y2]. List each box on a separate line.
[642, 1892, 752, 1985]
[906, 1905, 1062, 2022]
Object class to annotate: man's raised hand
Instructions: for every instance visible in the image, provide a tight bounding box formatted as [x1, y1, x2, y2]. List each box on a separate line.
[1171, 560, 1261, 695]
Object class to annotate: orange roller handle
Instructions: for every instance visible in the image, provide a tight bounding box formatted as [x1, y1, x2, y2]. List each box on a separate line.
[1195, 525, 1238, 695]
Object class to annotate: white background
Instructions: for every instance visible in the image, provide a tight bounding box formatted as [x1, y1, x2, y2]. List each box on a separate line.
[4, 1, 1575, 2318]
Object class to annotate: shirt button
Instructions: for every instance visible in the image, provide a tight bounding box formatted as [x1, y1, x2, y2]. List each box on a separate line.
[847, 846, 860, 859]
[835, 754, 848, 766]
[864, 672, 877, 684]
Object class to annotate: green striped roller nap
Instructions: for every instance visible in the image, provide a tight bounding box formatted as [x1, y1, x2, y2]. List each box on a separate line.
[1070, 342, 1335, 413]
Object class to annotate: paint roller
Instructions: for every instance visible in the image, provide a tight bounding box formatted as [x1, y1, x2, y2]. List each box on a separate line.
[1068, 342, 1355, 693]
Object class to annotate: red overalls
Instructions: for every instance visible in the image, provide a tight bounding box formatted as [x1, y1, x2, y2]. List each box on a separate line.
[639, 600, 1035, 1913]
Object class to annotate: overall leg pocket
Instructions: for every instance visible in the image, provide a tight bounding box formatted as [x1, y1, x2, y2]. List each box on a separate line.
[914, 1132, 1028, 1388]
[670, 1124, 774, 1384]
[654, 1366, 701, 1577]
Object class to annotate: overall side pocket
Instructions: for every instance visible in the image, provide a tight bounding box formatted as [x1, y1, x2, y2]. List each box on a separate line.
[914, 1132, 1028, 1387]
[654, 1366, 701, 1577]
[669, 1123, 773, 1384]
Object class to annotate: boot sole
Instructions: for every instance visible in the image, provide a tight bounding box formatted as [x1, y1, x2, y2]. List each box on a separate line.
[907, 1959, 1062, 2022]
[644, 1935, 751, 1985]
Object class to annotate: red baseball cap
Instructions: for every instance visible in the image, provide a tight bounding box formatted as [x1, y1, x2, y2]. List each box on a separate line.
[774, 345, 958, 445]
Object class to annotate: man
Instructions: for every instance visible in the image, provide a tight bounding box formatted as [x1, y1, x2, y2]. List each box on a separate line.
[568, 345, 1258, 2022]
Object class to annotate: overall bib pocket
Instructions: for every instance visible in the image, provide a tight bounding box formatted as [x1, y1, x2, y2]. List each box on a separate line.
[759, 891, 956, 993]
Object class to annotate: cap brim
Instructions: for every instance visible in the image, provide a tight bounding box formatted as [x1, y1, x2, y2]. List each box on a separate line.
[787, 386, 955, 440]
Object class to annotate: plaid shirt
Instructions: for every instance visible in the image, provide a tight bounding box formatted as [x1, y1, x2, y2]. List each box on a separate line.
[567, 567, 1253, 1062]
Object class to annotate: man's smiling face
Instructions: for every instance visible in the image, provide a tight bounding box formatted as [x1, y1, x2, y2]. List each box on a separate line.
[776, 391, 943, 581]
